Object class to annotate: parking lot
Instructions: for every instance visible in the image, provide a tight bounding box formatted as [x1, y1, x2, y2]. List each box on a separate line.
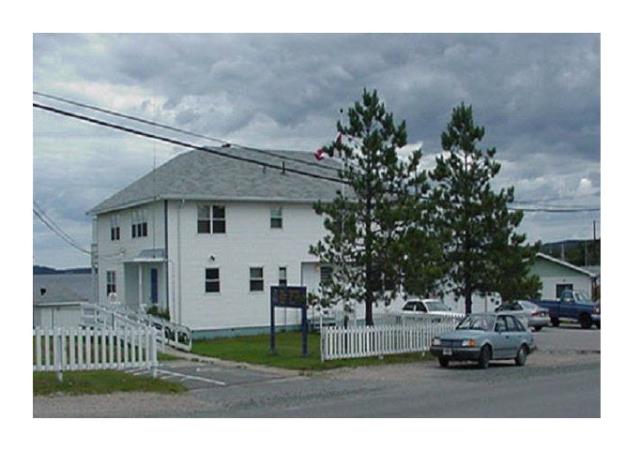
[124, 359, 293, 390]
[533, 323, 600, 353]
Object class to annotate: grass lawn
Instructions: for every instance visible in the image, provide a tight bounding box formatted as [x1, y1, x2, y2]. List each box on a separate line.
[191, 331, 432, 371]
[33, 370, 186, 396]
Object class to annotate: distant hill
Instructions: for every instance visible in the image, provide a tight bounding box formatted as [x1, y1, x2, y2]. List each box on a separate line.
[540, 239, 600, 267]
[33, 265, 92, 275]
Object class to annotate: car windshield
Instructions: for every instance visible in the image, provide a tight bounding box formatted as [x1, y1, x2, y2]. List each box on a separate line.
[426, 302, 449, 312]
[457, 315, 495, 331]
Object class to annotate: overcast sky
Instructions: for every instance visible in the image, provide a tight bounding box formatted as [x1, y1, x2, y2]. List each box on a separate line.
[33, 34, 600, 269]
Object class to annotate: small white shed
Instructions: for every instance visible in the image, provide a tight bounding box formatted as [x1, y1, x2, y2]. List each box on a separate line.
[33, 284, 87, 328]
[530, 253, 596, 300]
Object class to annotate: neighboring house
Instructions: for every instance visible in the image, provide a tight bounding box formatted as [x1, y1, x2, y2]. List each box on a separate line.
[530, 253, 597, 300]
[89, 148, 396, 338]
[33, 282, 88, 328]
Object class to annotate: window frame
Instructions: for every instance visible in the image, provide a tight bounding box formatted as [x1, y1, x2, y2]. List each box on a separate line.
[197, 204, 226, 234]
[131, 209, 148, 239]
[110, 214, 120, 241]
[270, 207, 283, 229]
[320, 265, 333, 286]
[249, 266, 264, 292]
[504, 315, 521, 332]
[106, 270, 117, 295]
[278, 266, 287, 287]
[205, 267, 220, 293]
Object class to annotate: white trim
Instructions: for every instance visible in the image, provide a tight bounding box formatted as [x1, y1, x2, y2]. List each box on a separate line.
[89, 196, 323, 216]
[536, 252, 596, 278]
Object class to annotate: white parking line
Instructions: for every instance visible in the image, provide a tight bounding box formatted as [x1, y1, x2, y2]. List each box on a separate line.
[155, 368, 227, 386]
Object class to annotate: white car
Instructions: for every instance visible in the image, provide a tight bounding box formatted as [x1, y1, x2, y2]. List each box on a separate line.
[401, 299, 464, 320]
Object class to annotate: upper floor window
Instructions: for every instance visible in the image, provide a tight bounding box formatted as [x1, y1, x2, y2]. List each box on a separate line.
[198, 205, 226, 234]
[106, 270, 117, 295]
[205, 268, 220, 293]
[110, 215, 120, 241]
[250, 267, 264, 292]
[131, 209, 148, 238]
[270, 207, 283, 229]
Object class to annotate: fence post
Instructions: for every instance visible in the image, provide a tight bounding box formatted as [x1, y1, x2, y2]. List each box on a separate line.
[55, 328, 64, 383]
[150, 328, 158, 378]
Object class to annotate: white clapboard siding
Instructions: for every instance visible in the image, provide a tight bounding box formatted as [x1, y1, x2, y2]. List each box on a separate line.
[320, 317, 461, 361]
[33, 327, 158, 373]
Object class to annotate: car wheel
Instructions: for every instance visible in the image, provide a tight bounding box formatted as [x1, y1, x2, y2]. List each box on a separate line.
[533, 326, 543, 332]
[477, 345, 491, 369]
[579, 314, 593, 329]
[438, 357, 449, 368]
[515, 346, 528, 366]
[551, 317, 560, 327]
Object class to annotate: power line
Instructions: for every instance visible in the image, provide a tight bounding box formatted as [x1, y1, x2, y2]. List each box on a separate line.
[33, 203, 91, 254]
[34, 102, 348, 186]
[33, 90, 341, 174]
[33, 102, 600, 214]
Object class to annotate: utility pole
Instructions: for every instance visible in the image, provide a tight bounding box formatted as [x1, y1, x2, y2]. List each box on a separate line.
[593, 220, 597, 265]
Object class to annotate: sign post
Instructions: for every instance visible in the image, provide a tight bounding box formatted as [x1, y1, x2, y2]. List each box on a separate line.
[270, 286, 308, 357]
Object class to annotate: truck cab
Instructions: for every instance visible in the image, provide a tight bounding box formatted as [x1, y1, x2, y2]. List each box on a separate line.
[531, 290, 600, 329]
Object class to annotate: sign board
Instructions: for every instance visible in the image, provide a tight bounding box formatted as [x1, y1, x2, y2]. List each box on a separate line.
[270, 286, 308, 356]
[272, 286, 307, 307]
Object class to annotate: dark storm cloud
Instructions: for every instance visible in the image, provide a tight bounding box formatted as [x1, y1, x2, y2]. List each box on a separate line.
[33, 34, 600, 267]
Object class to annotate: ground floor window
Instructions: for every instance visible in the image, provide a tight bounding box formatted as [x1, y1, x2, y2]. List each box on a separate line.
[250, 267, 264, 291]
[278, 266, 287, 286]
[205, 268, 220, 293]
[106, 270, 116, 295]
[556, 283, 573, 299]
[320, 265, 333, 285]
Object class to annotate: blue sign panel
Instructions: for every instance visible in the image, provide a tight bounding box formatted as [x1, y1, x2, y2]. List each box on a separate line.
[270, 286, 308, 357]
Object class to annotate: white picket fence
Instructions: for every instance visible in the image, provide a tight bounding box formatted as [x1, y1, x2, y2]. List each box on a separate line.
[33, 327, 158, 376]
[320, 316, 461, 361]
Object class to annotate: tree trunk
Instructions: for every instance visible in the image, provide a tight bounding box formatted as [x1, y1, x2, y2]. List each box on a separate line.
[365, 298, 373, 326]
[465, 288, 472, 315]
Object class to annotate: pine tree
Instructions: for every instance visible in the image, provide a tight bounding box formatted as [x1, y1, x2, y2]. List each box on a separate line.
[310, 89, 440, 325]
[430, 103, 538, 313]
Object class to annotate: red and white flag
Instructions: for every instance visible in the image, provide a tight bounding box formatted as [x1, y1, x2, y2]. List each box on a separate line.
[313, 133, 342, 161]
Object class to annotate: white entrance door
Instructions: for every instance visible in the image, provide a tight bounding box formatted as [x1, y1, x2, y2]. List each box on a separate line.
[300, 262, 321, 296]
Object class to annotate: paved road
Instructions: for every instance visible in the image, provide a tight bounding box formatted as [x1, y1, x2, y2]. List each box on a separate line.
[34, 327, 600, 418]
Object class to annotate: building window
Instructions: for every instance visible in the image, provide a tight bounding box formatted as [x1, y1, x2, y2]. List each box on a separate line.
[250, 267, 264, 292]
[110, 215, 120, 241]
[278, 266, 287, 286]
[106, 270, 116, 295]
[270, 207, 283, 229]
[198, 205, 226, 234]
[320, 265, 333, 285]
[556, 284, 573, 299]
[131, 209, 148, 238]
[205, 268, 220, 293]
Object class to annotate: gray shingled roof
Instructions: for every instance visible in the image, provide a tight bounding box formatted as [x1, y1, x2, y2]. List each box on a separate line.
[33, 281, 87, 305]
[89, 148, 344, 215]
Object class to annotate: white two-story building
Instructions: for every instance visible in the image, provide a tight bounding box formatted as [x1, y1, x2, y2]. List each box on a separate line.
[90, 148, 351, 338]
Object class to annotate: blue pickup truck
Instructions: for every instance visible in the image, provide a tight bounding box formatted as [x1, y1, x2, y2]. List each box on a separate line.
[530, 290, 600, 329]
